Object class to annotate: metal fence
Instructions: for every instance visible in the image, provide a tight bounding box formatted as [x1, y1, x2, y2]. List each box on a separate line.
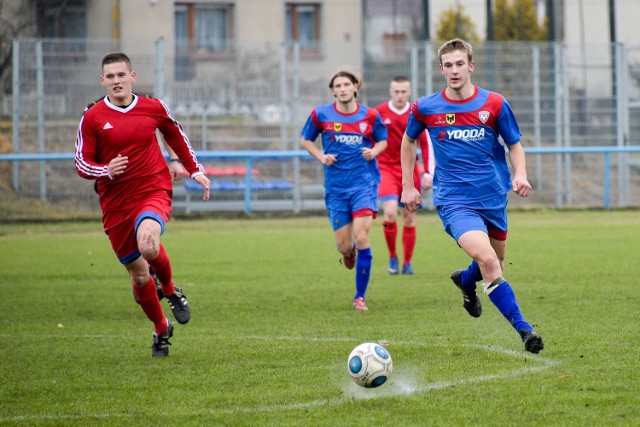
[3, 37, 640, 214]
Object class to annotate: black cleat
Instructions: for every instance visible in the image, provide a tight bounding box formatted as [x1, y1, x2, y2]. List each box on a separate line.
[151, 320, 173, 357]
[166, 287, 191, 324]
[451, 269, 482, 318]
[521, 330, 544, 354]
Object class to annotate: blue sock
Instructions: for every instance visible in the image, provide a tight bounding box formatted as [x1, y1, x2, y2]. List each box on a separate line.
[460, 260, 482, 291]
[354, 247, 372, 299]
[486, 279, 532, 336]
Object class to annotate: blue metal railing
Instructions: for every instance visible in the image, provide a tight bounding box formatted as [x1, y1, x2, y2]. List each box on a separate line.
[2, 147, 640, 212]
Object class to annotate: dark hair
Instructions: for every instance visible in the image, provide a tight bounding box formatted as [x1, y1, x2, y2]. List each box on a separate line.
[101, 52, 132, 71]
[329, 70, 360, 89]
[437, 38, 473, 64]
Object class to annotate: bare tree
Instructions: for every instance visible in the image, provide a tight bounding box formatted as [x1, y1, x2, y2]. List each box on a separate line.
[0, 0, 36, 97]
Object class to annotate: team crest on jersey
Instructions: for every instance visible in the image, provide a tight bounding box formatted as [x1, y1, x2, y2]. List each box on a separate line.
[334, 123, 342, 131]
[359, 122, 368, 133]
[479, 111, 490, 124]
[446, 114, 455, 124]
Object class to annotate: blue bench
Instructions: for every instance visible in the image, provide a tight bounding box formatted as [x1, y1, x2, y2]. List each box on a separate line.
[184, 179, 294, 193]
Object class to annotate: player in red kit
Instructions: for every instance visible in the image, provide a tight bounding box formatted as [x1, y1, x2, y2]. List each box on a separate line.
[75, 52, 211, 357]
[375, 76, 434, 275]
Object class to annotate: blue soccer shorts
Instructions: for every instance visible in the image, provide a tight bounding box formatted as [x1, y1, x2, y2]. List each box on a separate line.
[436, 194, 509, 242]
[325, 185, 378, 231]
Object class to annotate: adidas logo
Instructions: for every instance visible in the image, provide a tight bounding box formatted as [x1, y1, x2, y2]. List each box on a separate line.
[103, 122, 113, 130]
[384, 118, 391, 124]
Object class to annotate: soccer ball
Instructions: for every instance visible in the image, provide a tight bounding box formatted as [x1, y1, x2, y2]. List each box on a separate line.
[347, 342, 393, 388]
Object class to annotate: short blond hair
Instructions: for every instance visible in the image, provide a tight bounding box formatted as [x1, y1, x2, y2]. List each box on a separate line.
[437, 38, 473, 64]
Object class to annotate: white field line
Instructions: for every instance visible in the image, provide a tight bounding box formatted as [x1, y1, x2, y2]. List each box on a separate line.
[2, 334, 560, 422]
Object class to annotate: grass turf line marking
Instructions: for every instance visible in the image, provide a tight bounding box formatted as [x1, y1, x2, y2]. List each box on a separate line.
[2, 334, 560, 422]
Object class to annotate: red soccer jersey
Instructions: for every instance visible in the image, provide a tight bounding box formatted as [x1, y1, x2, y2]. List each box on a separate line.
[75, 95, 203, 212]
[375, 101, 432, 174]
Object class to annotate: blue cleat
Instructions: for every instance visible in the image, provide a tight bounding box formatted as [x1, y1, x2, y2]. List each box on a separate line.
[388, 257, 399, 275]
[401, 263, 415, 275]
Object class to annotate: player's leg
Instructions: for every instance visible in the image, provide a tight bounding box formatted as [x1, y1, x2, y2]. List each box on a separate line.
[457, 200, 543, 353]
[334, 222, 356, 267]
[400, 207, 416, 274]
[135, 193, 190, 324]
[327, 193, 356, 269]
[127, 255, 173, 357]
[379, 168, 400, 274]
[352, 214, 374, 310]
[381, 198, 399, 274]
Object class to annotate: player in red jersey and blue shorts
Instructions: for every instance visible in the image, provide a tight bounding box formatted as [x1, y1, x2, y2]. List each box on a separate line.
[301, 70, 388, 311]
[75, 52, 211, 357]
[375, 76, 434, 275]
[400, 39, 544, 353]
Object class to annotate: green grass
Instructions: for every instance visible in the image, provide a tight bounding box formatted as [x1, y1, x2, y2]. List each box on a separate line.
[1, 210, 639, 426]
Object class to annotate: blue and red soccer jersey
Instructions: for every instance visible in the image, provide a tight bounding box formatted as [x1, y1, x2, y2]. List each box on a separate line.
[405, 86, 521, 206]
[301, 102, 387, 194]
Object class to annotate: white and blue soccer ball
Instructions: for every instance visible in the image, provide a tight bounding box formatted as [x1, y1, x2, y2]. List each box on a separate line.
[347, 342, 393, 388]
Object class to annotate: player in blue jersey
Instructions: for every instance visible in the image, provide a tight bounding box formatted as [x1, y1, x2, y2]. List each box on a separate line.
[301, 70, 388, 311]
[400, 38, 544, 353]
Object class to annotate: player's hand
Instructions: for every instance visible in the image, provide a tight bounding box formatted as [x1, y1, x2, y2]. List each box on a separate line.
[193, 174, 211, 200]
[421, 173, 433, 190]
[108, 154, 128, 179]
[401, 187, 422, 213]
[360, 147, 375, 161]
[322, 154, 337, 166]
[168, 160, 186, 181]
[512, 175, 532, 197]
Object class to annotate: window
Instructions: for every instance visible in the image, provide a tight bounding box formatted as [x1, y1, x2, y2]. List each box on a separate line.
[36, 0, 87, 39]
[35, 0, 88, 55]
[175, 3, 234, 53]
[175, 3, 234, 80]
[285, 3, 321, 51]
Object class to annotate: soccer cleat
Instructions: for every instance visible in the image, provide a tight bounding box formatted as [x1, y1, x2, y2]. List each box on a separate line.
[521, 330, 544, 354]
[343, 247, 357, 270]
[401, 263, 415, 275]
[388, 257, 399, 275]
[133, 269, 164, 305]
[151, 320, 174, 357]
[353, 297, 369, 311]
[451, 269, 482, 318]
[166, 287, 191, 324]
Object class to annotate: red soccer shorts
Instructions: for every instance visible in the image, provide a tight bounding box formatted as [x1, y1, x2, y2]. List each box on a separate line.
[102, 190, 172, 264]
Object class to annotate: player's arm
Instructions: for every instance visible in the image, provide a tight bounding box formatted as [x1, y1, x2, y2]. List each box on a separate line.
[507, 142, 532, 197]
[400, 133, 422, 212]
[158, 132, 186, 180]
[417, 131, 433, 190]
[75, 115, 127, 180]
[300, 111, 337, 165]
[301, 137, 337, 166]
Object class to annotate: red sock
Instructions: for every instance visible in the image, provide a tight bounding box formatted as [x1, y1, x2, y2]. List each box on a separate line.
[402, 225, 417, 265]
[147, 244, 175, 296]
[383, 221, 398, 258]
[132, 276, 167, 334]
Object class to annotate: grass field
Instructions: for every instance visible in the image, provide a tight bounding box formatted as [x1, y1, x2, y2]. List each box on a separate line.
[1, 210, 639, 426]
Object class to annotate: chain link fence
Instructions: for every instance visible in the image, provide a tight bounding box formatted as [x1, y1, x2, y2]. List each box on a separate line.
[3, 38, 640, 214]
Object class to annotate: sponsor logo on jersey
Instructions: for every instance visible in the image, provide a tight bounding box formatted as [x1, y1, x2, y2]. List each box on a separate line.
[434, 116, 447, 125]
[446, 128, 486, 141]
[359, 122, 368, 133]
[383, 118, 391, 125]
[334, 123, 342, 131]
[445, 114, 455, 124]
[479, 111, 490, 124]
[103, 122, 113, 130]
[333, 134, 364, 145]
